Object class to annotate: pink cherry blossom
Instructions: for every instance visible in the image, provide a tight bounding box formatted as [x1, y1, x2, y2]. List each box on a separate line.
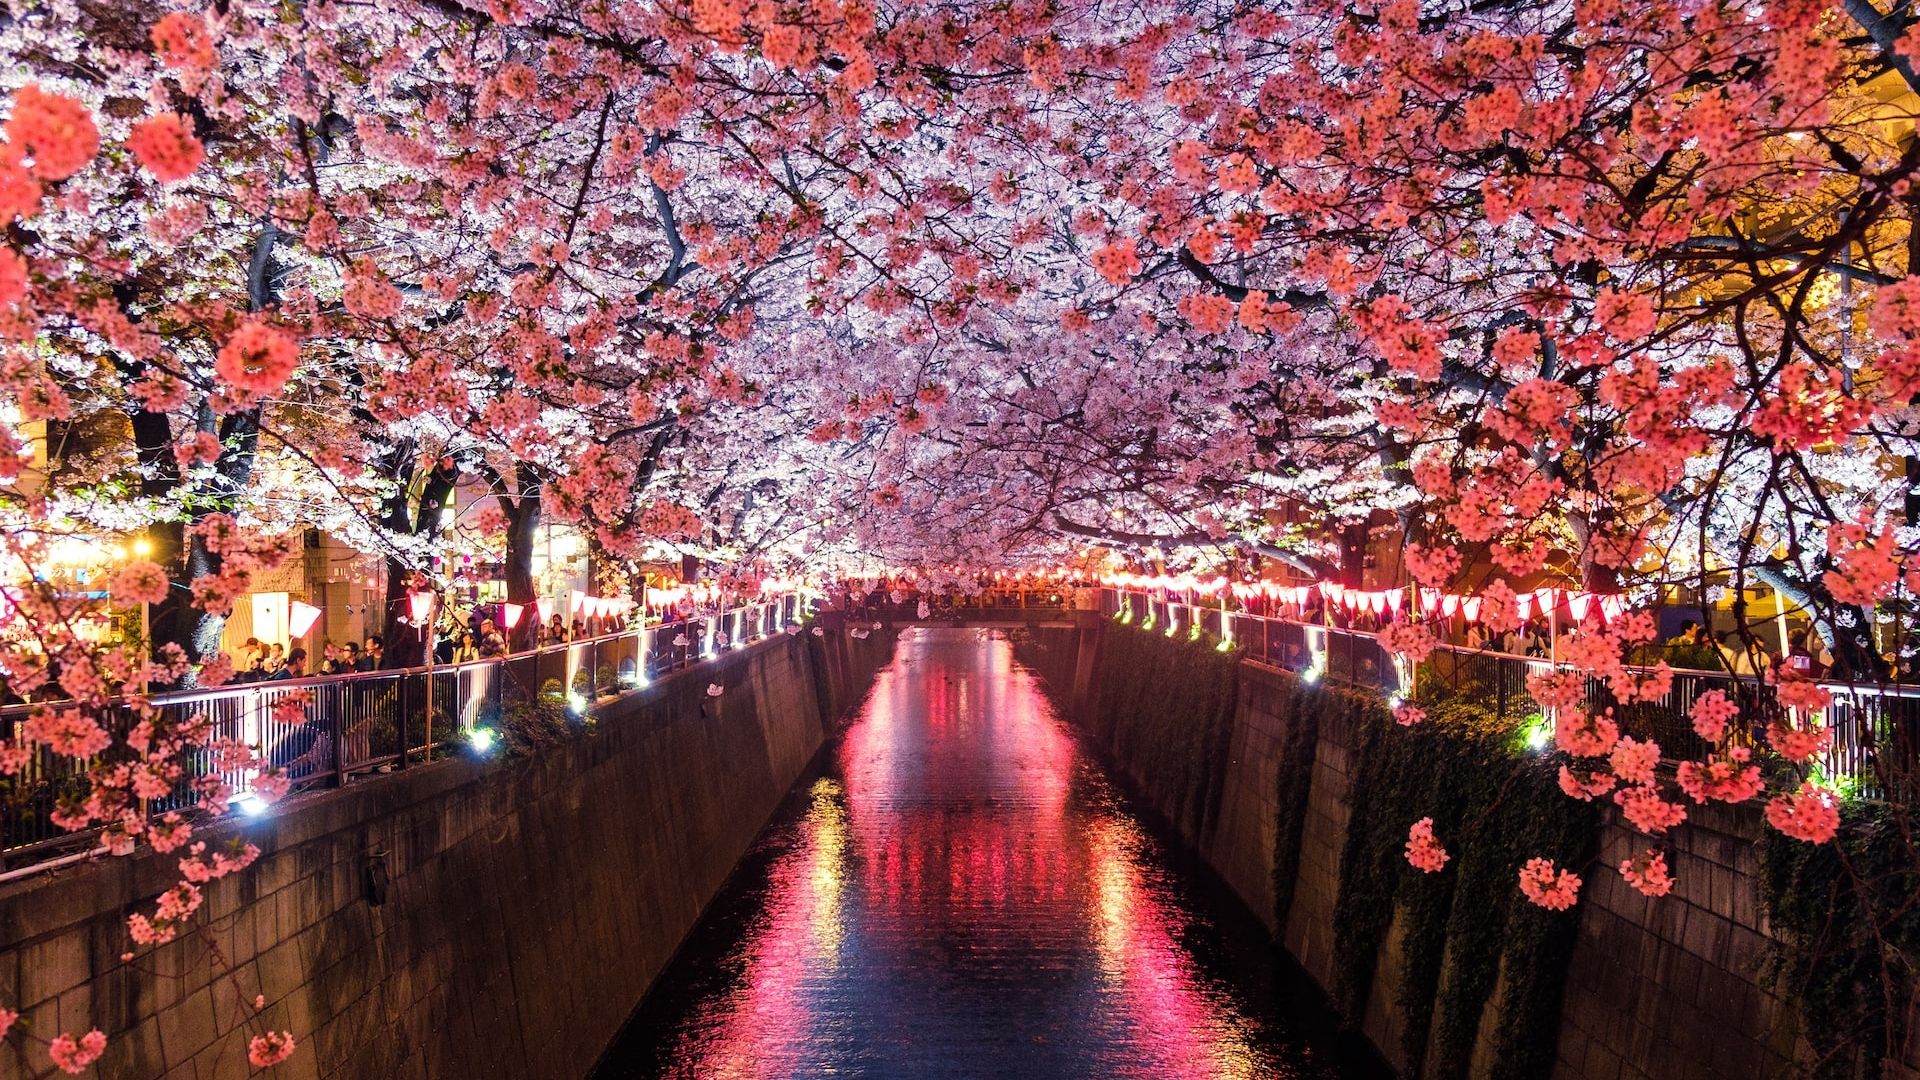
[126, 114, 205, 182]
[47, 1030, 106, 1074]
[249, 1031, 297, 1068]
[1619, 849, 1674, 898]
[1404, 817, 1449, 873]
[1518, 858, 1582, 911]
[1765, 783, 1841, 844]
[1689, 691, 1739, 743]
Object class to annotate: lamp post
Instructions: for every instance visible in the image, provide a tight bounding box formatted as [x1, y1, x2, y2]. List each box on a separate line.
[408, 590, 436, 762]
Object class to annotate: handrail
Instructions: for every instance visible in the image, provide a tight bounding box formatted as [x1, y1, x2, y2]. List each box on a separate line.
[1099, 586, 1920, 800]
[0, 595, 809, 869]
[0, 608, 790, 719]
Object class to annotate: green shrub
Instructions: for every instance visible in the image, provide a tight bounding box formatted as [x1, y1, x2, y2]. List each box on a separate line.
[1762, 801, 1920, 1079]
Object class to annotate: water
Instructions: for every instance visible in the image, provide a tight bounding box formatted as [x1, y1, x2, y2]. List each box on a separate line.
[597, 628, 1378, 1079]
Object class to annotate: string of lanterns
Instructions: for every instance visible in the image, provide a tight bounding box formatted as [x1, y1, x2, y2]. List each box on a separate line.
[1105, 573, 1627, 625]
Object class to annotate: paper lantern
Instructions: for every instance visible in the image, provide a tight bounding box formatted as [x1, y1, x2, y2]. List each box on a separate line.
[289, 601, 322, 639]
[1367, 592, 1386, 615]
[1441, 595, 1460, 618]
[501, 602, 525, 630]
[1419, 587, 1439, 611]
[569, 589, 587, 616]
[1462, 597, 1483, 622]
[407, 591, 435, 623]
[536, 597, 555, 624]
[1516, 592, 1535, 621]
[1385, 589, 1404, 615]
[1567, 592, 1593, 622]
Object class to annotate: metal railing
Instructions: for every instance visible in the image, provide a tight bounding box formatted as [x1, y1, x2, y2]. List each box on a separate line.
[1099, 588, 1920, 801]
[0, 595, 806, 869]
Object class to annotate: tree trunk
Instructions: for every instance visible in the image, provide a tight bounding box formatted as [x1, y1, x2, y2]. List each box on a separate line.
[1337, 520, 1370, 587]
[378, 454, 459, 667]
[503, 468, 542, 651]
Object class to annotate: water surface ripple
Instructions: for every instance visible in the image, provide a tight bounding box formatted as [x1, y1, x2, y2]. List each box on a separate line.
[598, 628, 1372, 1079]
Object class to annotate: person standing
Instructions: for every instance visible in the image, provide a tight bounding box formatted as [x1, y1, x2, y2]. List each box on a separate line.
[478, 619, 507, 658]
[267, 648, 308, 680]
[451, 632, 480, 663]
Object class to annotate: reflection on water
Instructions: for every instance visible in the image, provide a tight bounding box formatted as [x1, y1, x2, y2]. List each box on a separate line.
[598, 629, 1369, 1079]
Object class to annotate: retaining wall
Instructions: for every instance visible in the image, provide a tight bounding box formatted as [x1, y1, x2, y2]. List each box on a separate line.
[0, 627, 897, 1080]
[1018, 621, 1841, 1080]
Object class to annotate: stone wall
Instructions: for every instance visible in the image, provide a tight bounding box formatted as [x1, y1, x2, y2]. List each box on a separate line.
[0, 627, 898, 1080]
[1021, 620, 1833, 1080]
[1553, 803, 1798, 1080]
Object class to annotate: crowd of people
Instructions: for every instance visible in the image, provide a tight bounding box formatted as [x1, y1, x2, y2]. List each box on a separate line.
[228, 605, 637, 684]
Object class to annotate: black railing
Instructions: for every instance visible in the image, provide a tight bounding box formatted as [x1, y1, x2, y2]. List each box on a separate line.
[1100, 587, 1919, 801]
[0, 596, 804, 869]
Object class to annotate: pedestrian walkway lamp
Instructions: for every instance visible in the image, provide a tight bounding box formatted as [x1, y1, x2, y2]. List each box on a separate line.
[409, 590, 437, 751]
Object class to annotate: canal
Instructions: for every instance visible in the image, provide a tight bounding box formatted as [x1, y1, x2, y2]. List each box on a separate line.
[596, 628, 1379, 1079]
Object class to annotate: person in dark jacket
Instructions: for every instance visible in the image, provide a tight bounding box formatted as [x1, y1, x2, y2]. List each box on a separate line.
[266, 648, 308, 680]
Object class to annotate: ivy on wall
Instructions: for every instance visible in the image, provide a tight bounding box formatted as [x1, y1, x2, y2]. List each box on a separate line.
[1268, 675, 1324, 928]
[1019, 614, 1920, 1080]
[1090, 622, 1241, 838]
[1013, 622, 1240, 841]
[1761, 800, 1920, 1079]
[1330, 688, 1596, 1079]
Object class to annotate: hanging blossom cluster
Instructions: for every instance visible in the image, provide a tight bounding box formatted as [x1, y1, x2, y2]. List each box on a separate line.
[1518, 614, 1842, 910]
[1405, 817, 1450, 873]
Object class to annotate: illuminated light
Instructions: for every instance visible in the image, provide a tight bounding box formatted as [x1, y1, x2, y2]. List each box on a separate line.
[407, 591, 435, 623]
[234, 792, 270, 817]
[501, 602, 525, 630]
[1567, 592, 1593, 622]
[469, 727, 498, 753]
[536, 597, 555, 624]
[132, 537, 153, 557]
[570, 589, 587, 616]
[1215, 638, 1234, 652]
[288, 601, 322, 639]
[1520, 714, 1553, 752]
[1302, 666, 1322, 684]
[567, 692, 587, 715]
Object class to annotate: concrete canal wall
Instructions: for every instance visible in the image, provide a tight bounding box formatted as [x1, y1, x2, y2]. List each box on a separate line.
[0, 626, 897, 1080]
[1015, 620, 1864, 1080]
